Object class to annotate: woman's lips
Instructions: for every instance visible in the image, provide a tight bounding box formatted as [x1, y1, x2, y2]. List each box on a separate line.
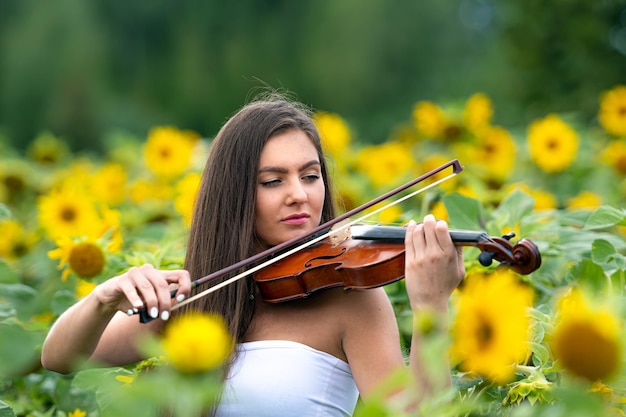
[282, 214, 310, 225]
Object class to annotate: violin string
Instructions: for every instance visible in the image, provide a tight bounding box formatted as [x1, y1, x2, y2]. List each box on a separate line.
[172, 171, 459, 311]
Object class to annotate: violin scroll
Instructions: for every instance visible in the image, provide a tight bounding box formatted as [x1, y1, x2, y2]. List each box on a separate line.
[475, 232, 541, 275]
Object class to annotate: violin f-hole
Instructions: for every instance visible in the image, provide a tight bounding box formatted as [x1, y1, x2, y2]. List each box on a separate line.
[304, 248, 348, 268]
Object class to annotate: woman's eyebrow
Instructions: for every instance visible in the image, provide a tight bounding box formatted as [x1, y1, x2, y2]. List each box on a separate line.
[258, 160, 320, 174]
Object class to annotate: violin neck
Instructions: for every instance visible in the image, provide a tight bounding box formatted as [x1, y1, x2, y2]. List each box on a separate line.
[350, 225, 489, 246]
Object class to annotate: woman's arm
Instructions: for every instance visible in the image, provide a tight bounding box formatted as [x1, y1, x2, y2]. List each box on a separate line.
[342, 214, 464, 407]
[41, 264, 192, 374]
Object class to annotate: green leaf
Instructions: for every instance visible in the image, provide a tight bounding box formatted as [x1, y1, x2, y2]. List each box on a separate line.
[0, 204, 11, 220]
[566, 259, 607, 293]
[583, 205, 626, 230]
[494, 188, 536, 224]
[0, 261, 18, 284]
[0, 323, 43, 377]
[591, 239, 617, 264]
[0, 401, 16, 417]
[442, 192, 483, 230]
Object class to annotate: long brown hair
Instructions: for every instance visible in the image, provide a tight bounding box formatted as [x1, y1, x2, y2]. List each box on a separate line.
[180, 95, 337, 342]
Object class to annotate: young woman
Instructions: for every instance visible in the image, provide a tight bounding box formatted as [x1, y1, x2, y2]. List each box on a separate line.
[41, 96, 465, 416]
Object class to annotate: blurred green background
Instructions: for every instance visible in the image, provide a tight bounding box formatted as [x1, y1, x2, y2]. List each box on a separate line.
[1, 0, 625, 151]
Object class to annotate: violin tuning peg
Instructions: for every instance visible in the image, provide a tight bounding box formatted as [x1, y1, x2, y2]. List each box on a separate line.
[502, 232, 516, 241]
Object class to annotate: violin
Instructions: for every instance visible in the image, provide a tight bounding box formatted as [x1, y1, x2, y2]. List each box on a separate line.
[253, 224, 541, 303]
[135, 159, 542, 322]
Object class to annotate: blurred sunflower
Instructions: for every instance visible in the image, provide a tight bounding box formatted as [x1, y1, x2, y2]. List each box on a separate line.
[551, 288, 622, 382]
[26, 131, 70, 165]
[144, 126, 198, 179]
[313, 111, 352, 164]
[471, 126, 517, 181]
[0, 219, 37, 261]
[354, 140, 416, 189]
[601, 139, 626, 176]
[68, 408, 86, 417]
[76, 279, 97, 299]
[91, 163, 128, 206]
[174, 172, 201, 227]
[566, 191, 602, 210]
[38, 186, 100, 240]
[48, 236, 107, 281]
[508, 184, 558, 211]
[413, 101, 448, 139]
[450, 269, 534, 384]
[162, 312, 233, 374]
[130, 178, 175, 204]
[463, 93, 493, 133]
[527, 114, 579, 173]
[599, 85, 626, 137]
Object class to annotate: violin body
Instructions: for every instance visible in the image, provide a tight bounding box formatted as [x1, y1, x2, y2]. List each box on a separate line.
[254, 225, 542, 303]
[254, 238, 407, 302]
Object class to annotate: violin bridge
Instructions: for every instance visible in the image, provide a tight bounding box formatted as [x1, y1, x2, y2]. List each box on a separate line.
[329, 219, 352, 247]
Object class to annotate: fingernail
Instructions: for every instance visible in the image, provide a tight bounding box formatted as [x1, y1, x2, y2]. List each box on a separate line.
[176, 294, 186, 303]
[425, 214, 435, 221]
[161, 311, 170, 321]
[407, 219, 416, 226]
[126, 309, 134, 316]
[150, 307, 158, 319]
[133, 299, 144, 308]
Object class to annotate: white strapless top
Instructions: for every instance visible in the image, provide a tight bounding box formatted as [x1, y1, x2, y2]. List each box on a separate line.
[215, 340, 359, 417]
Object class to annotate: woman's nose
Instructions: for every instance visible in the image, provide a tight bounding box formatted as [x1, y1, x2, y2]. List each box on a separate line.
[286, 181, 308, 205]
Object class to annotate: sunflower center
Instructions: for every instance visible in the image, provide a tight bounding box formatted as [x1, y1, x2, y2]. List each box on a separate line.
[160, 147, 171, 159]
[553, 320, 620, 381]
[61, 206, 77, 222]
[69, 242, 105, 278]
[616, 155, 626, 175]
[618, 106, 626, 117]
[476, 317, 494, 350]
[546, 137, 559, 150]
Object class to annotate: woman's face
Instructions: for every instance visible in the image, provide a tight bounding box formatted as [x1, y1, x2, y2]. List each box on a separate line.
[255, 129, 325, 247]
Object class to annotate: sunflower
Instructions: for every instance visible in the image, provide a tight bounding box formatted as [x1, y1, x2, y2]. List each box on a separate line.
[162, 312, 233, 373]
[463, 92, 493, 133]
[601, 139, 626, 176]
[471, 126, 517, 181]
[599, 85, 626, 137]
[508, 184, 558, 211]
[354, 140, 416, 189]
[566, 191, 602, 210]
[551, 288, 622, 382]
[48, 236, 106, 281]
[37, 186, 100, 240]
[26, 131, 70, 165]
[313, 111, 352, 163]
[527, 114, 579, 173]
[0, 219, 37, 261]
[413, 101, 448, 139]
[90, 163, 128, 206]
[174, 172, 201, 227]
[450, 269, 534, 384]
[68, 409, 86, 417]
[144, 126, 198, 179]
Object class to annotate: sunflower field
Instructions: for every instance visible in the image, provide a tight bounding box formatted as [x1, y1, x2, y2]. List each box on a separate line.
[1, 87, 626, 417]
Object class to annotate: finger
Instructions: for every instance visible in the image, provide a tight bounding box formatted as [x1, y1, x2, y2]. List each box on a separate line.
[421, 214, 439, 252]
[434, 218, 454, 251]
[164, 269, 192, 303]
[127, 265, 162, 320]
[404, 219, 418, 260]
[140, 265, 175, 321]
[115, 270, 146, 313]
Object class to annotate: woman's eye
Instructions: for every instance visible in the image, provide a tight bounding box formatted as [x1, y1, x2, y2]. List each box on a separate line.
[303, 174, 320, 182]
[260, 179, 281, 187]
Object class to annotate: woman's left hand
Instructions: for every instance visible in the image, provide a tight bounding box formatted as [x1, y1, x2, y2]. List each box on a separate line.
[404, 214, 465, 311]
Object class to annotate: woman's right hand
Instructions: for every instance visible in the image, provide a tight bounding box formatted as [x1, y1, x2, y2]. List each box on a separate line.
[93, 264, 192, 321]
